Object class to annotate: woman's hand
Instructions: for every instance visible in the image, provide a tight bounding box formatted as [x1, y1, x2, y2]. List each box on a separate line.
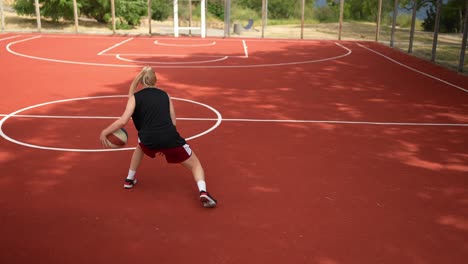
[100, 131, 110, 148]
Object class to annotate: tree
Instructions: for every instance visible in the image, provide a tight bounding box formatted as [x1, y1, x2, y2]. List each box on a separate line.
[207, 0, 224, 20]
[14, 0, 75, 21]
[420, 0, 466, 33]
[322, 0, 394, 22]
[13, 0, 171, 28]
[238, 0, 316, 19]
[399, 0, 466, 33]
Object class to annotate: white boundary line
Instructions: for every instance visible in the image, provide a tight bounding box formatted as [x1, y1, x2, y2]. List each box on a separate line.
[115, 54, 229, 64]
[0, 96, 223, 152]
[356, 43, 468, 93]
[242, 40, 249, 58]
[221, 118, 468, 127]
[97, 37, 134, 55]
[6, 36, 141, 68]
[1, 113, 466, 127]
[5, 37, 351, 68]
[0, 35, 20, 42]
[101, 53, 229, 58]
[154, 40, 216, 47]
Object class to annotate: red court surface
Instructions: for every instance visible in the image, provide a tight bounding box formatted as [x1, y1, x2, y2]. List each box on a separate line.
[0, 33, 467, 264]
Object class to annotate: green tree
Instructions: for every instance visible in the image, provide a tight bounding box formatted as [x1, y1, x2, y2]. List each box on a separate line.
[237, 0, 315, 19]
[14, 0, 75, 21]
[322, 0, 394, 22]
[151, 0, 171, 21]
[417, 0, 466, 33]
[208, 0, 224, 20]
[399, 0, 466, 33]
[13, 0, 171, 28]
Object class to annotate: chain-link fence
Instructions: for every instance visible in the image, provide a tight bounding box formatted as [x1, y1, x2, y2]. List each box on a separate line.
[1, 0, 467, 72]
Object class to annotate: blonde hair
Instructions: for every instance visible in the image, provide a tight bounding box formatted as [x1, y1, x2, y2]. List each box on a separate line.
[141, 67, 157, 87]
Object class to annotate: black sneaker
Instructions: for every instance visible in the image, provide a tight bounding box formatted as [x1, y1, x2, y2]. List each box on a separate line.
[124, 178, 137, 189]
[199, 191, 217, 208]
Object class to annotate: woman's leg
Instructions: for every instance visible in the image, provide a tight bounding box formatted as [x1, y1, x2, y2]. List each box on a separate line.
[180, 151, 205, 183]
[129, 144, 144, 172]
[124, 145, 144, 189]
[180, 151, 217, 207]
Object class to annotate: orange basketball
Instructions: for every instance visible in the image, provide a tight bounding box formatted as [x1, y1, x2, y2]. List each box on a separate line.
[106, 128, 128, 148]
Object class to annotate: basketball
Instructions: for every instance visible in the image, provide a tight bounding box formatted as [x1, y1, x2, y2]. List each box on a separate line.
[106, 128, 128, 148]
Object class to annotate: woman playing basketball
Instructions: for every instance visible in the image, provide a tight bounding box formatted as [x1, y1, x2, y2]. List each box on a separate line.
[99, 67, 217, 208]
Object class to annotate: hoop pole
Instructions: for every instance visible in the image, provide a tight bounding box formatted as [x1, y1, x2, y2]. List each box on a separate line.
[201, 0, 206, 38]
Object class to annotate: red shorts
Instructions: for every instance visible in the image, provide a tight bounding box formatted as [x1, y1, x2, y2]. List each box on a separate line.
[139, 143, 192, 163]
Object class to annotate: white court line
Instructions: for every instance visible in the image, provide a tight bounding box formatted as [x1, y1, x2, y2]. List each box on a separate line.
[102, 53, 235, 58]
[356, 43, 468, 93]
[1, 114, 466, 127]
[154, 40, 216, 47]
[6, 37, 351, 68]
[97, 37, 134, 55]
[115, 54, 229, 64]
[0, 35, 21, 42]
[7, 36, 141, 68]
[0, 96, 222, 152]
[243, 40, 249, 58]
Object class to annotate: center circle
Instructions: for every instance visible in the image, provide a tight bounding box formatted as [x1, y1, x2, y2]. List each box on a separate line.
[0, 95, 222, 152]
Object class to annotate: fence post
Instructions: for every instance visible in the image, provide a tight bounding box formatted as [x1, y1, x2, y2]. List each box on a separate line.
[431, 0, 442, 62]
[148, 0, 152, 35]
[189, 0, 192, 36]
[111, 0, 116, 33]
[224, 0, 231, 37]
[174, 0, 178, 37]
[459, 1, 468, 72]
[376, 0, 382, 42]
[0, 0, 5, 32]
[408, 0, 417, 53]
[300, 0, 305, 39]
[261, 0, 266, 38]
[338, 0, 344, 40]
[73, 0, 79, 33]
[390, 0, 398, 47]
[34, 0, 41, 32]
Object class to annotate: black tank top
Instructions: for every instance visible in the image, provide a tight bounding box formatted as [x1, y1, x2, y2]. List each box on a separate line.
[132, 88, 186, 149]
